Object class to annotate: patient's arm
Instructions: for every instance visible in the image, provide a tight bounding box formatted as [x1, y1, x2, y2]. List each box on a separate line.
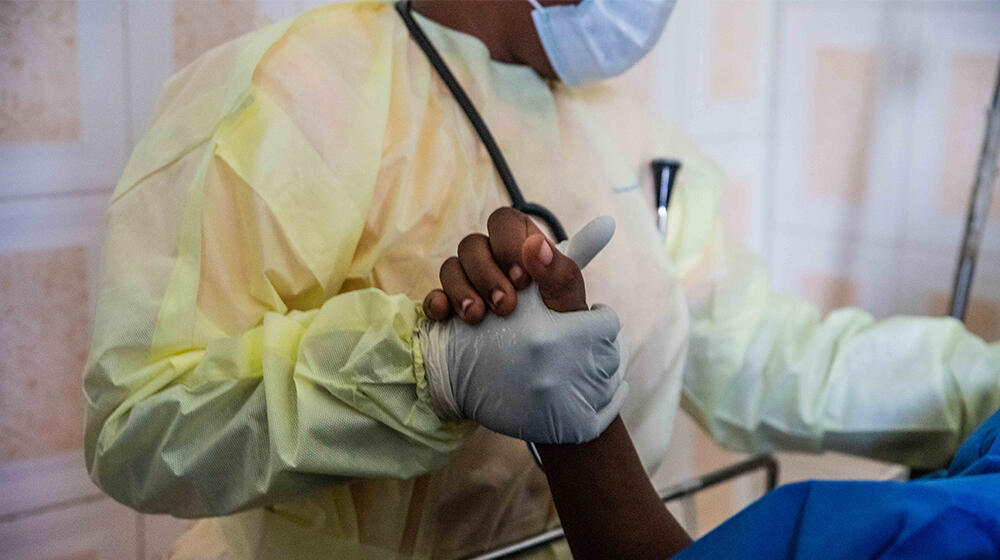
[537, 418, 691, 559]
[425, 210, 691, 556]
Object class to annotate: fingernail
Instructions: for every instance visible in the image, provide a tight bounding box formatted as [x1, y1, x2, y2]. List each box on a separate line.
[509, 265, 524, 283]
[538, 241, 553, 266]
[491, 289, 505, 307]
[460, 298, 473, 316]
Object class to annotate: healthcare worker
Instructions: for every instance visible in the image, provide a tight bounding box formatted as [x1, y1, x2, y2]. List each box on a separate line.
[83, 0, 1000, 558]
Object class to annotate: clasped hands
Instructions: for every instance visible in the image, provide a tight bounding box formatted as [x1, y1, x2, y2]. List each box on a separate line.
[418, 208, 627, 444]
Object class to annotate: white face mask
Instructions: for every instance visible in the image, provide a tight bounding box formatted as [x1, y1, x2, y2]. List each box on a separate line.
[527, 0, 677, 88]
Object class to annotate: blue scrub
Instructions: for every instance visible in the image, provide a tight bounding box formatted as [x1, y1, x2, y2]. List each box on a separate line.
[677, 409, 1000, 559]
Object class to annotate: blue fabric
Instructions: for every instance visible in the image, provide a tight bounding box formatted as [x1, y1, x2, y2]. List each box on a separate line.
[677, 409, 1000, 560]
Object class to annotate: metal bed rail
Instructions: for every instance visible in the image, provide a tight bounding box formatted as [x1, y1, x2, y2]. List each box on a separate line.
[948, 58, 1000, 320]
[468, 454, 779, 560]
[908, 57, 1000, 482]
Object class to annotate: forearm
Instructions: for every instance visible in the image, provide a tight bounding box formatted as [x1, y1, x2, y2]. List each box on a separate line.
[85, 289, 472, 516]
[537, 417, 691, 559]
[674, 199, 1000, 466]
[685, 292, 1000, 467]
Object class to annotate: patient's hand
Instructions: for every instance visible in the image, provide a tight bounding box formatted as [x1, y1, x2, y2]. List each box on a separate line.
[423, 208, 591, 321]
[417, 211, 623, 443]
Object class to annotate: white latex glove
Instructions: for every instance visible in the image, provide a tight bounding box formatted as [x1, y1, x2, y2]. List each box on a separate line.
[419, 216, 629, 444]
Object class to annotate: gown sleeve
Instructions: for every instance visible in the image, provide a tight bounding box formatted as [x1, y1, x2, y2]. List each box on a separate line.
[661, 127, 1000, 469]
[84, 6, 471, 518]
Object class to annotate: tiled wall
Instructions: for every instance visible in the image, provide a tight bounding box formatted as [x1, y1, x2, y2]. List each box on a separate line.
[0, 1, 300, 558]
[1, 0, 997, 555]
[649, 0, 1000, 536]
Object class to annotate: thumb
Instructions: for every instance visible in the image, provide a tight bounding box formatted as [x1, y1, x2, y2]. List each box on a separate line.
[522, 234, 587, 313]
[564, 215, 615, 270]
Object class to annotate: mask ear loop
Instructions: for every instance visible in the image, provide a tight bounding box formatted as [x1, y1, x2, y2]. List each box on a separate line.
[526, 0, 544, 10]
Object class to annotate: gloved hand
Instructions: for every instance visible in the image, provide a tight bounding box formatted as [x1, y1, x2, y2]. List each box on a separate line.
[418, 216, 628, 444]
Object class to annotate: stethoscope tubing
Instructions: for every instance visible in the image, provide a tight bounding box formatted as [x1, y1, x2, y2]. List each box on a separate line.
[395, 0, 568, 243]
[396, 0, 566, 468]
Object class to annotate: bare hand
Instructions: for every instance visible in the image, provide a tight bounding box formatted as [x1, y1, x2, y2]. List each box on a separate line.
[422, 208, 589, 322]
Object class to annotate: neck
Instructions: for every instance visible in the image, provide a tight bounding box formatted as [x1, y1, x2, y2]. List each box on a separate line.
[409, 1, 520, 65]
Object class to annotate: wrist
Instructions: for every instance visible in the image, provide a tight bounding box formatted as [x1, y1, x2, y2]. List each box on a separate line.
[417, 318, 463, 421]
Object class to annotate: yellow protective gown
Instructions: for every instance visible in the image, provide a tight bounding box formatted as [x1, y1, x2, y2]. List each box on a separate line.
[83, 3, 1000, 558]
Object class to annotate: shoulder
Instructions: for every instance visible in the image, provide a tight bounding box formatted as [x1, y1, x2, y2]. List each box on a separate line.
[118, 4, 400, 200]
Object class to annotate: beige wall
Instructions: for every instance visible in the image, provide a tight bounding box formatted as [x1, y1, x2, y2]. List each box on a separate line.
[648, 0, 1000, 536]
[0, 1, 296, 557]
[1, 0, 998, 555]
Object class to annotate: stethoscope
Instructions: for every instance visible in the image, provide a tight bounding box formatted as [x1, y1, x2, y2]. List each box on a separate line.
[395, 0, 569, 243]
[396, 0, 565, 467]
[395, 1, 682, 468]
[395, 1, 682, 241]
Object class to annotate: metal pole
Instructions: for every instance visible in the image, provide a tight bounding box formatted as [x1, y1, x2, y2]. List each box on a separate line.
[949, 58, 1000, 320]
[467, 454, 778, 560]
